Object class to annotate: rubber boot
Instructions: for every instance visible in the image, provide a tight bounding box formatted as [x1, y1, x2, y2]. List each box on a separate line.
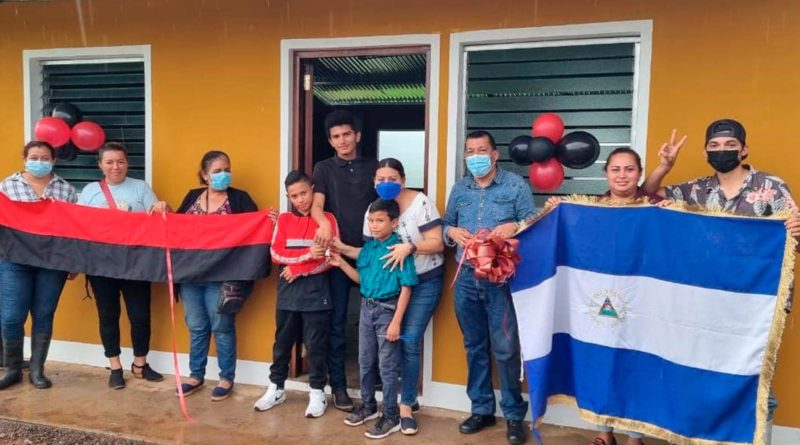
[29, 333, 53, 389]
[0, 339, 24, 389]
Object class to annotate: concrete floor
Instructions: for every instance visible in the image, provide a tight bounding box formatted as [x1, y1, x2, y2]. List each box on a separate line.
[0, 361, 666, 445]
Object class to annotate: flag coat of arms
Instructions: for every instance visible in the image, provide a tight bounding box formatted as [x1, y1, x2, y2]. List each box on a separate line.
[510, 202, 795, 445]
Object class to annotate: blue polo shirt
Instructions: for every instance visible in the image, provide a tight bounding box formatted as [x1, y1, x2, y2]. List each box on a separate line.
[357, 233, 418, 300]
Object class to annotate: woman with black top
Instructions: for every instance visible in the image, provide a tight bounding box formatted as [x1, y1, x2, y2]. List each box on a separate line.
[175, 150, 258, 401]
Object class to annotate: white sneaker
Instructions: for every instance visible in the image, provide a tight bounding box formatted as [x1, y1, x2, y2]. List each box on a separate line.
[304, 388, 327, 418]
[254, 383, 286, 412]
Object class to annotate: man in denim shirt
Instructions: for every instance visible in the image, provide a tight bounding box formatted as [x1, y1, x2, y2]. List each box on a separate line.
[443, 130, 536, 445]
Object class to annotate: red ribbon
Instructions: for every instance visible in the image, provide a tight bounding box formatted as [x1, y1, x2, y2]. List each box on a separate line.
[452, 229, 521, 286]
[163, 213, 196, 423]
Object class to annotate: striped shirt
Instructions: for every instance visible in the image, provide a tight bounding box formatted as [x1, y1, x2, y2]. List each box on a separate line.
[0, 172, 77, 203]
[357, 233, 418, 300]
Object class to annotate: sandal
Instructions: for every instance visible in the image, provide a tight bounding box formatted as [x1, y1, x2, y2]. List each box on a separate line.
[176, 379, 204, 397]
[211, 381, 234, 401]
[131, 363, 164, 382]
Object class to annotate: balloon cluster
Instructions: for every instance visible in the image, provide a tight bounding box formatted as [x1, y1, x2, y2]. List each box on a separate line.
[508, 113, 601, 191]
[34, 103, 106, 162]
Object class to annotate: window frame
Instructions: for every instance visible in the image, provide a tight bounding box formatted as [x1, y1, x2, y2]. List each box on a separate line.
[23, 45, 153, 185]
[445, 20, 653, 198]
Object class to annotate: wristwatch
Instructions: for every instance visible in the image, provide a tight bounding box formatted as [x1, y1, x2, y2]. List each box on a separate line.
[408, 242, 418, 255]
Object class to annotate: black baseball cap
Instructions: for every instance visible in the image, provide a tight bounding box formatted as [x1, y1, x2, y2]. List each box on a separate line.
[705, 119, 746, 145]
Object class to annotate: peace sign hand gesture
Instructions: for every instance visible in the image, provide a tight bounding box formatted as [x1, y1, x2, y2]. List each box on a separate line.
[658, 129, 688, 168]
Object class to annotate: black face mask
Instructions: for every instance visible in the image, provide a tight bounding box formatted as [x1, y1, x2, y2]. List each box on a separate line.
[707, 150, 741, 173]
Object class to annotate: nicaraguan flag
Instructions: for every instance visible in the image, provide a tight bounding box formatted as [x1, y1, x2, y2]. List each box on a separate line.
[510, 202, 794, 445]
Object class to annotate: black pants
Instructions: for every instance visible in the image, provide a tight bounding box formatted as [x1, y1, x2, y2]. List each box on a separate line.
[88, 276, 152, 358]
[270, 309, 330, 390]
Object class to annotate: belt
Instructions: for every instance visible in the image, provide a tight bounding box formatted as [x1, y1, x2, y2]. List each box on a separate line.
[362, 296, 398, 311]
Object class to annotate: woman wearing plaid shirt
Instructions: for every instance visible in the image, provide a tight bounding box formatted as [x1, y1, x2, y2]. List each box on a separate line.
[0, 141, 77, 391]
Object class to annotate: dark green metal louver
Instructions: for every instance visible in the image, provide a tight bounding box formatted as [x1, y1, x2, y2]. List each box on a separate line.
[41, 61, 146, 191]
[465, 43, 636, 204]
[313, 54, 426, 106]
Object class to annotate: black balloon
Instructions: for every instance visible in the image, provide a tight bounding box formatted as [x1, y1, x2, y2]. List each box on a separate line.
[55, 143, 78, 162]
[50, 102, 82, 127]
[556, 131, 601, 169]
[528, 136, 556, 162]
[508, 135, 535, 165]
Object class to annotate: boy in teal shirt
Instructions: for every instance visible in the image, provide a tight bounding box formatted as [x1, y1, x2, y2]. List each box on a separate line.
[329, 199, 417, 439]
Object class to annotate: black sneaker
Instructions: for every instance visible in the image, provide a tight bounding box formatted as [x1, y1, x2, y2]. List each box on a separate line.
[400, 416, 418, 435]
[344, 404, 379, 426]
[108, 368, 125, 390]
[365, 416, 400, 439]
[333, 388, 354, 412]
[506, 419, 527, 444]
[411, 401, 420, 413]
[459, 413, 496, 434]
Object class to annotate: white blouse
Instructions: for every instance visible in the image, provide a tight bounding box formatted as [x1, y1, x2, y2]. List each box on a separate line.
[362, 192, 444, 277]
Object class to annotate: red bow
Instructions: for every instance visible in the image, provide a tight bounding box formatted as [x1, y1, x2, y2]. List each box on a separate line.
[453, 229, 521, 285]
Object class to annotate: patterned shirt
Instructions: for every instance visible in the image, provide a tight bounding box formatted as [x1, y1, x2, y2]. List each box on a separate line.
[357, 233, 418, 300]
[186, 195, 232, 215]
[665, 165, 797, 216]
[0, 172, 77, 203]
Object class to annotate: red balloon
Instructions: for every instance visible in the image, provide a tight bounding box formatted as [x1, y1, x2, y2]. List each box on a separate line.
[70, 121, 106, 151]
[529, 157, 564, 192]
[34, 117, 71, 147]
[531, 113, 565, 143]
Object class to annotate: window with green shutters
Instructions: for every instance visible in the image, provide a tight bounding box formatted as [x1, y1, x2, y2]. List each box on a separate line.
[40, 61, 146, 192]
[464, 41, 640, 206]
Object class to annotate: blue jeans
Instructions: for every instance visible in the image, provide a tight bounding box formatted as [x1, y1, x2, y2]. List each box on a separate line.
[359, 297, 402, 421]
[400, 274, 443, 406]
[0, 260, 67, 341]
[328, 267, 353, 390]
[454, 271, 528, 421]
[181, 282, 237, 382]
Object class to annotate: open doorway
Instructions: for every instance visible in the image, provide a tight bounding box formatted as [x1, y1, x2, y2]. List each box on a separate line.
[290, 46, 431, 393]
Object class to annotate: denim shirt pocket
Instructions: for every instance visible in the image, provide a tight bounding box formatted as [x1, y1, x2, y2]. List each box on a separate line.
[492, 195, 516, 223]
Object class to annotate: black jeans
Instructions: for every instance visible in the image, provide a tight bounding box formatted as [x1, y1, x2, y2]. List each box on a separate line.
[270, 309, 330, 390]
[88, 276, 152, 358]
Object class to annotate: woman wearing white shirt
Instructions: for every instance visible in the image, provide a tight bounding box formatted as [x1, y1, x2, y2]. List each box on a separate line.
[334, 158, 444, 435]
[78, 142, 168, 390]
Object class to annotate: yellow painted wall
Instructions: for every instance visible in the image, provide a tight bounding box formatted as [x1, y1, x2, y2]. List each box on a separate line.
[2, 0, 800, 426]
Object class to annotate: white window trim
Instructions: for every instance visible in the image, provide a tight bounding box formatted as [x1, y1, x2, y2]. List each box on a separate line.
[23, 45, 153, 185]
[279, 33, 440, 397]
[445, 20, 653, 197]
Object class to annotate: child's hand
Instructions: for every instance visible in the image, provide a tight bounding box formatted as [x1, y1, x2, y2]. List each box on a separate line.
[331, 236, 346, 251]
[327, 252, 343, 268]
[280, 266, 297, 283]
[310, 243, 327, 259]
[386, 321, 401, 342]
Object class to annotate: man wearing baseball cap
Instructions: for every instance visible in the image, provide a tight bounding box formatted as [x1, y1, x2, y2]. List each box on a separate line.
[644, 119, 800, 444]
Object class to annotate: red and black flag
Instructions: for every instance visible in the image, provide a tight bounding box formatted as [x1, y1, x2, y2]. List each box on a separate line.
[0, 193, 272, 282]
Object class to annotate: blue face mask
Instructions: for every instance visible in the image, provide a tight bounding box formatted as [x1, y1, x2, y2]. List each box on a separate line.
[209, 171, 232, 191]
[465, 154, 492, 178]
[25, 160, 53, 178]
[375, 181, 402, 200]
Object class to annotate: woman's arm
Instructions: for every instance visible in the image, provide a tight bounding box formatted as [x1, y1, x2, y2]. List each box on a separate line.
[381, 225, 443, 271]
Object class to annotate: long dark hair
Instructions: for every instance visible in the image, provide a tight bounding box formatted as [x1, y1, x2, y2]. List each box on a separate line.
[603, 147, 642, 172]
[376, 157, 406, 179]
[198, 150, 231, 185]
